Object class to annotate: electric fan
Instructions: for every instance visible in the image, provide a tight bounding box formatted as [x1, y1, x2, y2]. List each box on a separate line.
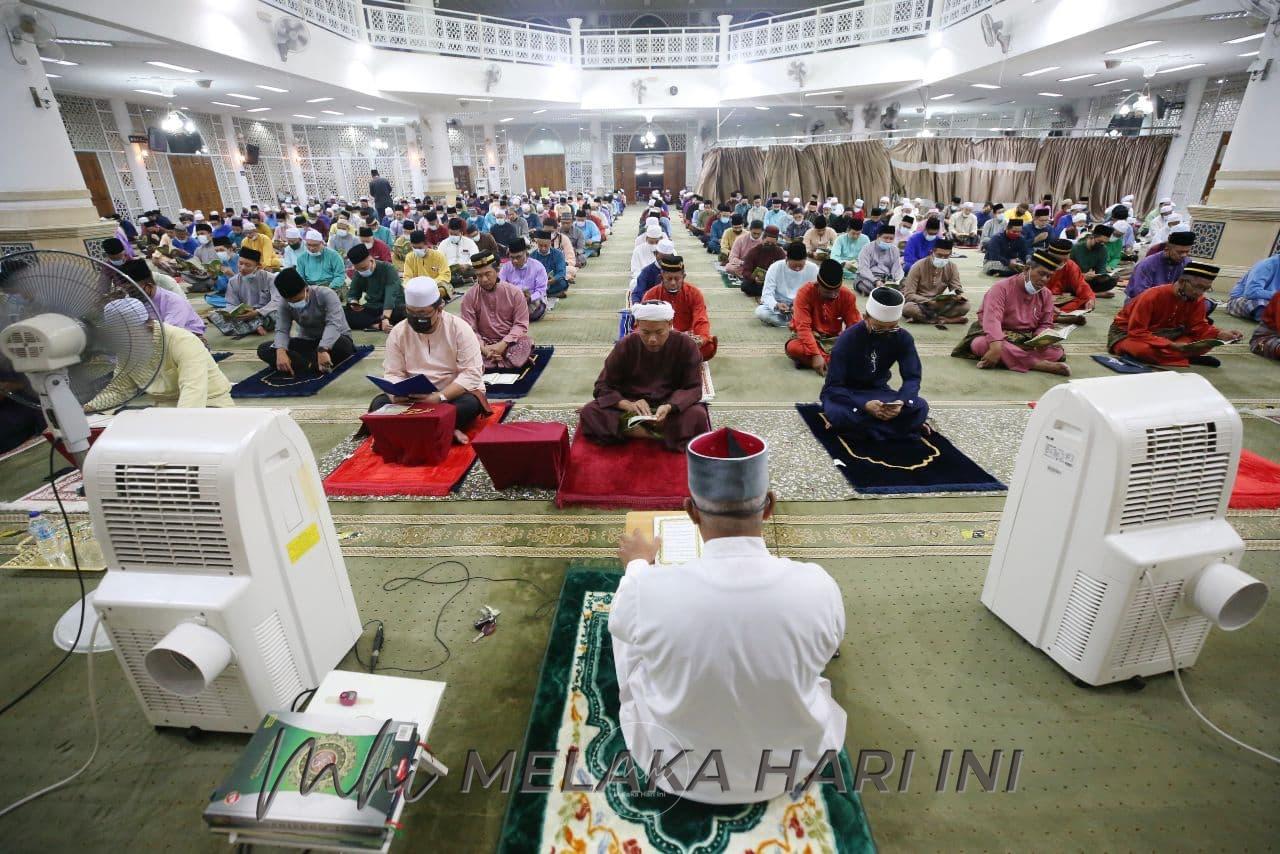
[982, 373, 1268, 687]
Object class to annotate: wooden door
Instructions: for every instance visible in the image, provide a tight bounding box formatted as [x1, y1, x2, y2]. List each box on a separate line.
[613, 153, 636, 205]
[75, 152, 115, 217]
[168, 155, 223, 213]
[523, 154, 567, 195]
[663, 152, 686, 195]
[1200, 131, 1231, 204]
[452, 165, 472, 194]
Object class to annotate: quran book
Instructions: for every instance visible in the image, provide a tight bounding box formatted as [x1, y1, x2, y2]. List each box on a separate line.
[1060, 308, 1092, 317]
[366, 374, 438, 396]
[1023, 326, 1075, 348]
[483, 372, 520, 385]
[373, 404, 411, 415]
[626, 414, 660, 429]
[1189, 338, 1235, 349]
[654, 515, 703, 565]
[931, 289, 960, 303]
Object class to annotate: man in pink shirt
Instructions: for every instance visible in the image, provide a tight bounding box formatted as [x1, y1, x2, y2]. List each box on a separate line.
[459, 250, 533, 369]
[951, 251, 1070, 375]
[375, 276, 490, 444]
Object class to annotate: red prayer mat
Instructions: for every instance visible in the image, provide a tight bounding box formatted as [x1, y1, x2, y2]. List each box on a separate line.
[555, 433, 690, 510]
[1229, 450, 1280, 510]
[323, 402, 510, 497]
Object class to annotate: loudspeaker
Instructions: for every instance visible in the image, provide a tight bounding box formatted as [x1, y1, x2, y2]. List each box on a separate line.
[245, 143, 260, 165]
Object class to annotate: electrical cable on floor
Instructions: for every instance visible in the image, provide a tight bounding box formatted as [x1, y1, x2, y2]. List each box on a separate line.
[1141, 570, 1279, 765]
[0, 445, 87, 718]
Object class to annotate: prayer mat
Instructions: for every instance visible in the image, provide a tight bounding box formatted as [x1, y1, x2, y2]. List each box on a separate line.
[322, 402, 510, 497]
[1, 468, 86, 513]
[556, 434, 691, 510]
[229, 345, 374, 398]
[719, 271, 741, 289]
[498, 564, 877, 854]
[484, 346, 554, 399]
[1091, 353, 1155, 374]
[1229, 450, 1280, 510]
[211, 351, 232, 363]
[796, 403, 1005, 495]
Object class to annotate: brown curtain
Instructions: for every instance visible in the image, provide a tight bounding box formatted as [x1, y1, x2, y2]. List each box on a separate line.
[695, 146, 766, 200]
[823, 141, 893, 204]
[887, 138, 1038, 205]
[1034, 136, 1172, 218]
[696, 141, 892, 205]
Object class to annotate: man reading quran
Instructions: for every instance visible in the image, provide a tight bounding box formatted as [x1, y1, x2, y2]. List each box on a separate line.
[1108, 262, 1243, 368]
[786, 259, 862, 375]
[952, 250, 1071, 376]
[374, 276, 490, 444]
[611, 427, 846, 803]
[640, 255, 717, 361]
[901, 237, 969, 325]
[820, 287, 929, 441]
[577, 301, 711, 452]
[207, 247, 278, 337]
[459, 249, 533, 370]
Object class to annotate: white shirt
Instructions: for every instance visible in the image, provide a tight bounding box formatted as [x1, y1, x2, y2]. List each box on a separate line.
[630, 241, 660, 278]
[609, 537, 846, 804]
[438, 234, 479, 266]
[761, 259, 818, 311]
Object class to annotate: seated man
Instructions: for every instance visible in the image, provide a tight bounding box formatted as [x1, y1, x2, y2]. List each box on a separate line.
[901, 237, 969, 325]
[374, 277, 489, 444]
[294, 228, 348, 296]
[439, 217, 480, 291]
[344, 243, 405, 331]
[238, 223, 279, 269]
[552, 214, 583, 278]
[855, 226, 904, 295]
[575, 208, 602, 255]
[641, 255, 717, 361]
[786, 259, 861, 374]
[402, 229, 453, 304]
[459, 249, 532, 370]
[105, 238, 184, 295]
[258, 267, 355, 375]
[1042, 238, 1095, 325]
[630, 238, 676, 305]
[611, 426, 846, 805]
[577, 300, 711, 452]
[717, 214, 745, 266]
[1125, 228, 1192, 302]
[902, 217, 943, 270]
[983, 220, 1028, 277]
[1070, 224, 1120, 297]
[1022, 207, 1055, 252]
[978, 203, 1006, 251]
[739, 225, 786, 298]
[356, 226, 393, 264]
[1226, 254, 1280, 322]
[499, 237, 550, 321]
[530, 229, 569, 299]
[821, 287, 928, 440]
[1249, 291, 1280, 360]
[706, 204, 733, 254]
[949, 201, 979, 247]
[830, 218, 868, 279]
[119, 259, 206, 340]
[86, 298, 233, 410]
[327, 217, 359, 256]
[1108, 262, 1243, 368]
[803, 214, 837, 260]
[630, 222, 663, 282]
[757, 242, 817, 328]
[952, 250, 1071, 376]
[207, 248, 278, 337]
[724, 219, 762, 278]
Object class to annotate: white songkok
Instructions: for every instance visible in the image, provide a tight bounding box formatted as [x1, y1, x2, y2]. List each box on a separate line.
[1160, 204, 1174, 214]
[645, 223, 663, 239]
[854, 198, 865, 209]
[656, 237, 676, 254]
[304, 229, 324, 242]
[404, 276, 441, 308]
[1073, 212, 1088, 223]
[962, 201, 974, 210]
[1159, 197, 1172, 205]
[1121, 194, 1135, 204]
[193, 213, 204, 222]
[104, 297, 149, 328]
[630, 300, 675, 322]
[285, 227, 302, 239]
[879, 196, 890, 205]
[866, 286, 905, 322]
[384, 206, 394, 215]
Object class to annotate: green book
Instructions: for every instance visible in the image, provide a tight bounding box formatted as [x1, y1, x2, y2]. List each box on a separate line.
[204, 711, 418, 847]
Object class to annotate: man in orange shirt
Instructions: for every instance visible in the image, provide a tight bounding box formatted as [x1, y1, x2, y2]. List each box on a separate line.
[1108, 262, 1243, 367]
[785, 259, 862, 375]
[1250, 292, 1280, 361]
[1043, 238, 1095, 323]
[641, 256, 717, 361]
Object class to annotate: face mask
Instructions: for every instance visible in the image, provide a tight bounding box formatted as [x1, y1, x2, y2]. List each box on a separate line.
[720, 216, 730, 223]
[412, 247, 427, 257]
[215, 251, 230, 262]
[362, 240, 373, 248]
[408, 316, 434, 334]
[307, 247, 322, 257]
[879, 239, 894, 247]
[109, 258, 125, 267]
[197, 235, 210, 245]
[931, 256, 948, 269]
[925, 233, 937, 242]
[336, 228, 349, 235]
[1023, 280, 1038, 295]
[289, 297, 308, 310]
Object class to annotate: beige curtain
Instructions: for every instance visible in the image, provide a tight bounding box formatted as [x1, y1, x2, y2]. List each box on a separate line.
[823, 141, 894, 204]
[1034, 136, 1172, 218]
[695, 147, 767, 200]
[696, 141, 893, 206]
[887, 138, 1038, 205]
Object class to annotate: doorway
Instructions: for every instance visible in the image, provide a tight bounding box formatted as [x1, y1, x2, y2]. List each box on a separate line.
[75, 152, 115, 218]
[635, 154, 664, 201]
[168, 155, 222, 214]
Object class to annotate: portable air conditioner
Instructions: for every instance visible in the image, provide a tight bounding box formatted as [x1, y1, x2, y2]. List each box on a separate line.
[982, 373, 1268, 686]
[86, 409, 362, 732]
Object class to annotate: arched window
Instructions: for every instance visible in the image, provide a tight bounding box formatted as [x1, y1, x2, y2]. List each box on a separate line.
[630, 14, 668, 30]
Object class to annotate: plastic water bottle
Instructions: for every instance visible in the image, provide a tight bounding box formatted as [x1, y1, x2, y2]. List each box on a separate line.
[28, 511, 69, 568]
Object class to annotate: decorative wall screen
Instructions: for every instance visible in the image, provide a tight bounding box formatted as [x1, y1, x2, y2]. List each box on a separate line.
[1170, 76, 1247, 209]
[235, 118, 293, 206]
[291, 123, 412, 202]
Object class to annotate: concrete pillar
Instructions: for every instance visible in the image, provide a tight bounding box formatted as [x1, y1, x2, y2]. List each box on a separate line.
[568, 17, 582, 66]
[281, 122, 309, 204]
[689, 119, 705, 190]
[717, 14, 732, 66]
[1154, 77, 1205, 207]
[405, 121, 427, 198]
[421, 111, 456, 197]
[1189, 28, 1280, 275]
[108, 98, 157, 213]
[0, 35, 113, 252]
[481, 121, 498, 194]
[589, 118, 606, 195]
[219, 112, 253, 209]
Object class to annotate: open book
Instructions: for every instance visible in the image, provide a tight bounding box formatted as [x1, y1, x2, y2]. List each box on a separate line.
[483, 372, 521, 385]
[1022, 326, 1076, 348]
[366, 374, 438, 396]
[1058, 308, 1092, 317]
[654, 515, 703, 565]
[931, 288, 961, 303]
[1187, 338, 1237, 349]
[626, 413, 660, 429]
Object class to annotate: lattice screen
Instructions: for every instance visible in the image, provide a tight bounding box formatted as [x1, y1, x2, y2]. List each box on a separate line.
[292, 123, 412, 202]
[235, 118, 293, 206]
[1170, 75, 1247, 209]
[127, 103, 237, 213]
[56, 94, 139, 218]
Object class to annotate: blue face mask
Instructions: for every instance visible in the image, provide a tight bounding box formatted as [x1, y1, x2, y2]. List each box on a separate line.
[358, 267, 374, 278]
[289, 297, 308, 310]
[1023, 280, 1038, 296]
[925, 233, 937, 242]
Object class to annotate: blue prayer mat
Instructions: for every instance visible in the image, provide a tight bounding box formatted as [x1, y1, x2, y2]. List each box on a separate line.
[229, 345, 374, 398]
[483, 346, 553, 399]
[211, 351, 232, 363]
[1091, 353, 1155, 374]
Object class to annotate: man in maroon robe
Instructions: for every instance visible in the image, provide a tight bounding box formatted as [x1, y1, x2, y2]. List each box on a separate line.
[577, 300, 710, 452]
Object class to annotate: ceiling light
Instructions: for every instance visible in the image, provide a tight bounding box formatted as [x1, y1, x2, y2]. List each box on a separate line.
[788, 112, 804, 117]
[1092, 78, 1127, 87]
[293, 114, 315, 119]
[132, 88, 165, 96]
[355, 105, 375, 111]
[459, 97, 492, 103]
[320, 109, 343, 115]
[1155, 63, 1205, 74]
[1021, 66, 1060, 77]
[51, 38, 112, 47]
[930, 93, 955, 100]
[971, 83, 1000, 89]
[40, 56, 77, 66]
[499, 117, 514, 122]
[754, 106, 770, 110]
[1038, 92, 1063, 97]
[146, 60, 199, 73]
[1105, 40, 1161, 54]
[224, 92, 260, 101]
[306, 96, 334, 103]
[1239, 50, 1260, 57]
[1058, 73, 1097, 82]
[803, 90, 840, 97]
[45, 72, 61, 78]
[532, 109, 547, 114]
[1205, 11, 1249, 20]
[1223, 32, 1264, 44]
[245, 107, 271, 113]
[255, 85, 288, 93]
[210, 101, 241, 108]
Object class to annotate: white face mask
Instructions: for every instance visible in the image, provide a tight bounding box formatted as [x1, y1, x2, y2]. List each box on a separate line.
[215, 251, 230, 262]
[197, 234, 210, 245]
[1024, 280, 1038, 295]
[412, 247, 427, 257]
[931, 256, 948, 269]
[307, 247, 322, 257]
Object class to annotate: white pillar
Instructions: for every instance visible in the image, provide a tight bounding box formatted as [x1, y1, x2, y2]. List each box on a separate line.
[1210, 29, 1280, 204]
[481, 121, 498, 194]
[281, 121, 309, 204]
[568, 17, 583, 66]
[689, 119, 705, 190]
[405, 121, 427, 198]
[589, 119, 606, 195]
[1012, 107, 1027, 130]
[219, 112, 253, 209]
[421, 111, 456, 197]
[717, 15, 732, 67]
[108, 98, 157, 213]
[1155, 77, 1205, 207]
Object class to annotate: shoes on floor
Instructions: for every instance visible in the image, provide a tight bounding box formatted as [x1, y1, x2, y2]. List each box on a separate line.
[546, 298, 559, 312]
[1190, 354, 1221, 368]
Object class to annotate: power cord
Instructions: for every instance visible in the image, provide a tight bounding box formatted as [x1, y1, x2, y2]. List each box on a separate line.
[1141, 570, 1279, 765]
[351, 560, 555, 676]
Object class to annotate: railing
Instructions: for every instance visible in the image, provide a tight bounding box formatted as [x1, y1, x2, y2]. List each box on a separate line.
[260, 0, 362, 40]
[364, 3, 572, 66]
[710, 126, 1179, 147]
[580, 27, 720, 68]
[939, 0, 995, 29]
[727, 0, 932, 64]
